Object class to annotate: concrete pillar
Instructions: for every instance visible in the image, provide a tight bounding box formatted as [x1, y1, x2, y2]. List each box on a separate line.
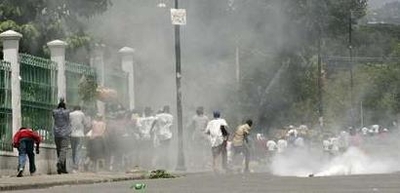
[47, 40, 67, 101]
[91, 44, 106, 115]
[0, 30, 22, 138]
[119, 47, 135, 110]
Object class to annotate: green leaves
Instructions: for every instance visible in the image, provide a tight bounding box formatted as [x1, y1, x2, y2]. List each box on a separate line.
[0, 20, 19, 31]
[78, 75, 98, 103]
[149, 170, 176, 179]
[66, 35, 92, 50]
[0, 0, 111, 59]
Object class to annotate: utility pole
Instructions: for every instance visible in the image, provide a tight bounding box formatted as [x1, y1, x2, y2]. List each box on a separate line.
[316, 0, 326, 132]
[349, 10, 355, 128]
[317, 29, 323, 131]
[235, 44, 240, 86]
[360, 101, 364, 128]
[173, 0, 186, 171]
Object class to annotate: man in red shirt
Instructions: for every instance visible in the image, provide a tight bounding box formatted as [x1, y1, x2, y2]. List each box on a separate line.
[12, 127, 41, 177]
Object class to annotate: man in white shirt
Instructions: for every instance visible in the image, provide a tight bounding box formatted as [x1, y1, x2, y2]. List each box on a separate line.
[266, 138, 277, 162]
[69, 106, 87, 172]
[138, 108, 157, 141]
[329, 137, 339, 156]
[266, 139, 277, 152]
[152, 106, 173, 169]
[188, 106, 209, 169]
[205, 111, 229, 172]
[361, 127, 369, 136]
[277, 137, 288, 153]
[137, 107, 157, 169]
[372, 125, 379, 133]
[190, 107, 209, 146]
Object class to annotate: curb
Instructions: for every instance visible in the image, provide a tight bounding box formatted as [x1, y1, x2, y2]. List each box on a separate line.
[0, 174, 147, 191]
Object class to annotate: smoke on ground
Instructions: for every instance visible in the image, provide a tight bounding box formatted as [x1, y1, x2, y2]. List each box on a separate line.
[270, 141, 400, 177]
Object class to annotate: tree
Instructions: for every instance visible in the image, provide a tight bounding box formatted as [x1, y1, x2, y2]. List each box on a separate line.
[0, 0, 111, 62]
[251, 0, 368, 128]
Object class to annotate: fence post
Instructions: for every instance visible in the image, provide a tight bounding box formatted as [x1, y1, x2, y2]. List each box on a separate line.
[0, 30, 22, 140]
[119, 47, 135, 110]
[91, 44, 106, 115]
[47, 40, 67, 102]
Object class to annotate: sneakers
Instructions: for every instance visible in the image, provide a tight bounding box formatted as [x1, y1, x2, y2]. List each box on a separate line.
[17, 168, 23, 177]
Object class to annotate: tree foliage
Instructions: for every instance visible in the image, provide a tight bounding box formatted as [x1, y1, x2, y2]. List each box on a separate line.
[0, 0, 111, 60]
[248, 0, 368, 129]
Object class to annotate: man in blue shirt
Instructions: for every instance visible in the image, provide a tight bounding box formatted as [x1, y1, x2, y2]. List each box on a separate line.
[52, 99, 71, 174]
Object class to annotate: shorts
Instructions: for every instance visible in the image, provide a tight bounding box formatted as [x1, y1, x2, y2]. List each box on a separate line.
[211, 141, 227, 157]
[233, 145, 248, 155]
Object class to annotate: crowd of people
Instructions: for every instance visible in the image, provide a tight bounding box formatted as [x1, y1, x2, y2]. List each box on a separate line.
[12, 98, 396, 177]
[187, 107, 254, 173]
[244, 123, 396, 170]
[12, 99, 175, 177]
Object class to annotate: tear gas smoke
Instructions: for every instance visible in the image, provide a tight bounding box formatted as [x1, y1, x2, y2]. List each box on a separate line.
[271, 147, 400, 177]
[79, 0, 400, 173]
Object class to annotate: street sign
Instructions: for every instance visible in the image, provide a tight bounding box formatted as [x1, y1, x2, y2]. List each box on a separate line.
[171, 9, 187, 25]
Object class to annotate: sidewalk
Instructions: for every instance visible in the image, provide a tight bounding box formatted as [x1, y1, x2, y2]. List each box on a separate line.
[0, 172, 147, 191]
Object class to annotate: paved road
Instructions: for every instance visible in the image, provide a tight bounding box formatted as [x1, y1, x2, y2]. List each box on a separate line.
[5, 172, 400, 193]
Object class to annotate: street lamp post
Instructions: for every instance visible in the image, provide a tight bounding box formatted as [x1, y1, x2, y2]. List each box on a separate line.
[173, 0, 186, 171]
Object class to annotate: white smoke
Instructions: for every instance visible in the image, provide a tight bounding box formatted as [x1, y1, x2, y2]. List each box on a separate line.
[270, 146, 400, 177]
[316, 147, 396, 176]
[270, 148, 323, 177]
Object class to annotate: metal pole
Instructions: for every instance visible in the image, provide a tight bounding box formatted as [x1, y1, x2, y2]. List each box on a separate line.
[360, 101, 364, 128]
[174, 0, 186, 171]
[349, 10, 354, 128]
[317, 29, 323, 131]
[235, 45, 240, 86]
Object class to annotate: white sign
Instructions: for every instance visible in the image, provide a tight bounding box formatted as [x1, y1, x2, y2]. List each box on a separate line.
[171, 9, 187, 25]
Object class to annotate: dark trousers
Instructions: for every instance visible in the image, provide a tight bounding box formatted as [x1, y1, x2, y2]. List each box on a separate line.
[18, 138, 36, 173]
[55, 137, 69, 172]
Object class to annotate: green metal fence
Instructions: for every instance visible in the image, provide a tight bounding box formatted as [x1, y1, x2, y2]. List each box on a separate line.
[20, 53, 58, 144]
[1, 54, 124, 148]
[0, 60, 12, 151]
[66, 61, 97, 115]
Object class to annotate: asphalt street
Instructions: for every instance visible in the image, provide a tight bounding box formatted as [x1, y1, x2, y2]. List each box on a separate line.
[4, 172, 400, 193]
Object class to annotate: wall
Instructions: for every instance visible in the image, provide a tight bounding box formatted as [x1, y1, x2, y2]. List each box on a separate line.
[0, 145, 71, 176]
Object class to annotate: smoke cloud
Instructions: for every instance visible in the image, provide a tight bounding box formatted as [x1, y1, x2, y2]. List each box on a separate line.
[270, 131, 400, 177]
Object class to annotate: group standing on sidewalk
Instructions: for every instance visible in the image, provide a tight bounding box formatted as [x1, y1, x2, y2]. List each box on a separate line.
[50, 100, 176, 174]
[12, 97, 256, 177]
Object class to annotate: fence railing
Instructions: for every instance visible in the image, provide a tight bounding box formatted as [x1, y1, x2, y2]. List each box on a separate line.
[20, 53, 58, 144]
[0, 60, 12, 151]
[0, 54, 127, 149]
[66, 61, 97, 115]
